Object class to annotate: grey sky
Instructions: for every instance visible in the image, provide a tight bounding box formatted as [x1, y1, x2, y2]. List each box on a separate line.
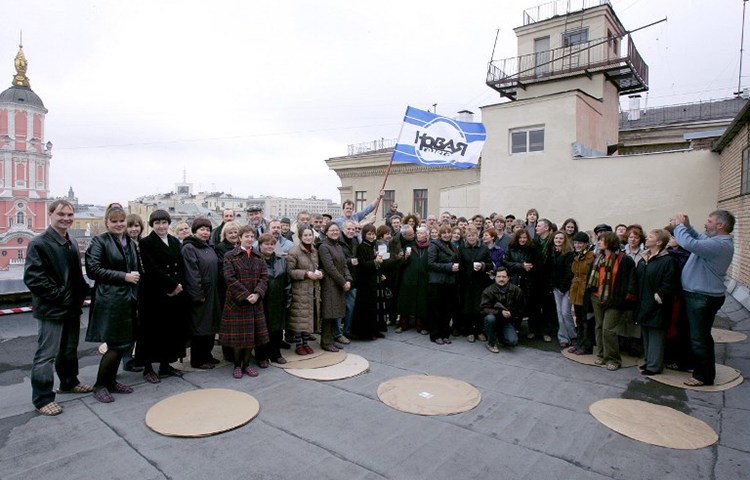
[2, 0, 745, 206]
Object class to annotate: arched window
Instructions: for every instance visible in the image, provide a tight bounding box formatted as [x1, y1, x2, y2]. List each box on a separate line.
[16, 211, 24, 225]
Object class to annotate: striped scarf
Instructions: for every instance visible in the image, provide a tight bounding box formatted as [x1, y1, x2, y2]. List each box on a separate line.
[587, 251, 622, 305]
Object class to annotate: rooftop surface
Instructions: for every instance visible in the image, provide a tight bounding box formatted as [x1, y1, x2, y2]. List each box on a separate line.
[1, 299, 748, 480]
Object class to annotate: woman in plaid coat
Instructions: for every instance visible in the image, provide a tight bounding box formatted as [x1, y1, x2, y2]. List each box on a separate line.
[220, 225, 269, 379]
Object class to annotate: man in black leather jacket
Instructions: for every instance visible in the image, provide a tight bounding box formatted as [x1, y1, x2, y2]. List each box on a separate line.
[24, 200, 91, 415]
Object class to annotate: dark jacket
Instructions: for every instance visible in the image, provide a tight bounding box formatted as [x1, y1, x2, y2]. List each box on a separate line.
[182, 235, 221, 336]
[24, 227, 88, 322]
[396, 239, 429, 317]
[137, 231, 187, 363]
[427, 239, 458, 284]
[503, 245, 536, 294]
[457, 241, 493, 315]
[339, 234, 359, 284]
[319, 237, 352, 319]
[550, 250, 574, 293]
[589, 251, 638, 311]
[85, 232, 140, 344]
[634, 249, 677, 328]
[352, 239, 382, 337]
[260, 252, 290, 332]
[480, 282, 526, 324]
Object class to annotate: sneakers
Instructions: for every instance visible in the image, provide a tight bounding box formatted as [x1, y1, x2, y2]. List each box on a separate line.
[477, 334, 487, 342]
[467, 335, 476, 343]
[486, 344, 500, 354]
[434, 338, 445, 345]
[336, 335, 351, 345]
[543, 335, 552, 343]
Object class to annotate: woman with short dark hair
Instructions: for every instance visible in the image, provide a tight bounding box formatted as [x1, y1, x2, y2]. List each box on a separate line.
[255, 233, 290, 367]
[503, 229, 536, 333]
[182, 217, 222, 369]
[427, 224, 459, 345]
[587, 232, 638, 371]
[318, 222, 352, 352]
[351, 224, 385, 340]
[136, 209, 187, 383]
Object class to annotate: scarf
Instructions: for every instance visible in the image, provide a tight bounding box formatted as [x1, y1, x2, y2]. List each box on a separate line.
[301, 242, 313, 253]
[416, 238, 430, 249]
[587, 251, 622, 305]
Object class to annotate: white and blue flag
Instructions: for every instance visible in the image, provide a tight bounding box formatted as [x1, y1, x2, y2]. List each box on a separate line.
[392, 106, 486, 169]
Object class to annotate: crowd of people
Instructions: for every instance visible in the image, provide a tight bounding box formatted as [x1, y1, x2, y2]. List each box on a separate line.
[23, 195, 736, 414]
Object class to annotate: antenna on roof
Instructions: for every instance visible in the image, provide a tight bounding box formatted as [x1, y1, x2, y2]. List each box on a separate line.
[736, 0, 748, 96]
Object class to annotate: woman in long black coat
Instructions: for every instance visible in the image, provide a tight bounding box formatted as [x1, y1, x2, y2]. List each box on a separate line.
[395, 226, 430, 334]
[457, 226, 493, 341]
[427, 224, 459, 344]
[182, 218, 222, 369]
[503, 229, 537, 332]
[86, 206, 140, 403]
[136, 210, 187, 383]
[352, 224, 384, 340]
[635, 229, 677, 375]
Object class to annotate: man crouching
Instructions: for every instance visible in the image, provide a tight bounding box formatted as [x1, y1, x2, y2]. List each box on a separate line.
[481, 267, 525, 353]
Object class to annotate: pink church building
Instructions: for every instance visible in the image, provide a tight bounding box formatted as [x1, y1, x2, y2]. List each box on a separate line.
[0, 45, 52, 270]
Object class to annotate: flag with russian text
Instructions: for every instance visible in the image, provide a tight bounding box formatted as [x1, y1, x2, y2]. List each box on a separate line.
[391, 106, 486, 169]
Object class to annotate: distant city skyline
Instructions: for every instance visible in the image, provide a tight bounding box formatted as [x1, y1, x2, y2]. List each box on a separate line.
[3, 0, 747, 205]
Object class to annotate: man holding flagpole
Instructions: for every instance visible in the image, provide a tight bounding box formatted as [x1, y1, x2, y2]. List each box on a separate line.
[334, 190, 385, 230]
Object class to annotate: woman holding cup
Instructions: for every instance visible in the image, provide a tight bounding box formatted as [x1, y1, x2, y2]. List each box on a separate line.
[427, 224, 460, 344]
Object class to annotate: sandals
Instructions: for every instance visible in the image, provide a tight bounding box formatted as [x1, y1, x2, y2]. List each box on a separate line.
[112, 382, 134, 394]
[93, 388, 115, 403]
[143, 371, 161, 384]
[244, 367, 259, 378]
[37, 401, 63, 416]
[57, 383, 94, 394]
[684, 377, 706, 387]
[233, 367, 243, 379]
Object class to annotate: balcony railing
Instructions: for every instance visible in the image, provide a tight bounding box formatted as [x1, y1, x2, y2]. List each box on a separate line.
[486, 34, 648, 99]
[523, 0, 610, 25]
[347, 137, 398, 156]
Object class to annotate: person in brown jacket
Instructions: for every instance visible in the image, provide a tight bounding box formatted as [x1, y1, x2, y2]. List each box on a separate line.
[318, 223, 352, 352]
[569, 231, 595, 355]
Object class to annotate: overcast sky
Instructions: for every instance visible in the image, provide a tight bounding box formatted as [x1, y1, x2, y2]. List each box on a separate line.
[3, 0, 746, 206]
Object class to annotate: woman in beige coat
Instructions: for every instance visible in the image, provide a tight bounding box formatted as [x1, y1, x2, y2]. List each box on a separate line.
[287, 226, 323, 355]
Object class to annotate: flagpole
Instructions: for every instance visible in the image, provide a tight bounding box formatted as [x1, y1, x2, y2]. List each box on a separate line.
[373, 107, 408, 219]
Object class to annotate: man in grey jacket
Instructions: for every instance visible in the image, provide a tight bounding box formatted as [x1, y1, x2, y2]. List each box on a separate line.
[674, 210, 735, 386]
[24, 200, 93, 415]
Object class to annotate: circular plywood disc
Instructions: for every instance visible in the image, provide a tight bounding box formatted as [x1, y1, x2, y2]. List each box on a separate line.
[561, 349, 640, 368]
[377, 375, 481, 416]
[648, 364, 743, 392]
[146, 388, 259, 437]
[272, 344, 324, 366]
[272, 349, 346, 370]
[171, 346, 231, 372]
[285, 354, 369, 381]
[589, 398, 718, 449]
[712, 328, 747, 344]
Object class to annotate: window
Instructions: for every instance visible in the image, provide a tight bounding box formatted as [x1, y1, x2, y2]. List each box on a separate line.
[510, 127, 545, 154]
[413, 189, 428, 219]
[742, 146, 750, 195]
[16, 212, 24, 225]
[382, 190, 395, 219]
[17, 250, 23, 260]
[562, 28, 589, 47]
[355, 191, 367, 212]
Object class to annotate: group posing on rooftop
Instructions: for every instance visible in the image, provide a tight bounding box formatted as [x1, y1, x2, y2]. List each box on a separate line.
[23, 195, 736, 414]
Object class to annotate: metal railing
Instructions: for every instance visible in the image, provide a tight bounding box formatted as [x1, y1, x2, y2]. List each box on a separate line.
[486, 34, 647, 94]
[523, 0, 610, 25]
[620, 97, 746, 128]
[347, 137, 398, 156]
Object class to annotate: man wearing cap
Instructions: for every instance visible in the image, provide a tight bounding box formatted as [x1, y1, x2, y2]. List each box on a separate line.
[334, 190, 385, 229]
[247, 205, 269, 237]
[674, 210, 735, 386]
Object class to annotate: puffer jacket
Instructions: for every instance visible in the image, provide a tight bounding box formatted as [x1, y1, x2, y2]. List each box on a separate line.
[287, 244, 320, 333]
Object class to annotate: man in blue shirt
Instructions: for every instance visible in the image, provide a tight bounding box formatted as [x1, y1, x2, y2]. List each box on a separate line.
[674, 210, 735, 386]
[334, 190, 384, 229]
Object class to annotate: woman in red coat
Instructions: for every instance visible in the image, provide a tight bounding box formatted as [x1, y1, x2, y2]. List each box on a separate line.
[220, 225, 269, 379]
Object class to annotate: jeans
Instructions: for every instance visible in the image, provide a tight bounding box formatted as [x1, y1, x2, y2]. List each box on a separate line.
[31, 316, 82, 408]
[553, 288, 576, 344]
[683, 291, 725, 384]
[484, 314, 518, 347]
[337, 288, 357, 337]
